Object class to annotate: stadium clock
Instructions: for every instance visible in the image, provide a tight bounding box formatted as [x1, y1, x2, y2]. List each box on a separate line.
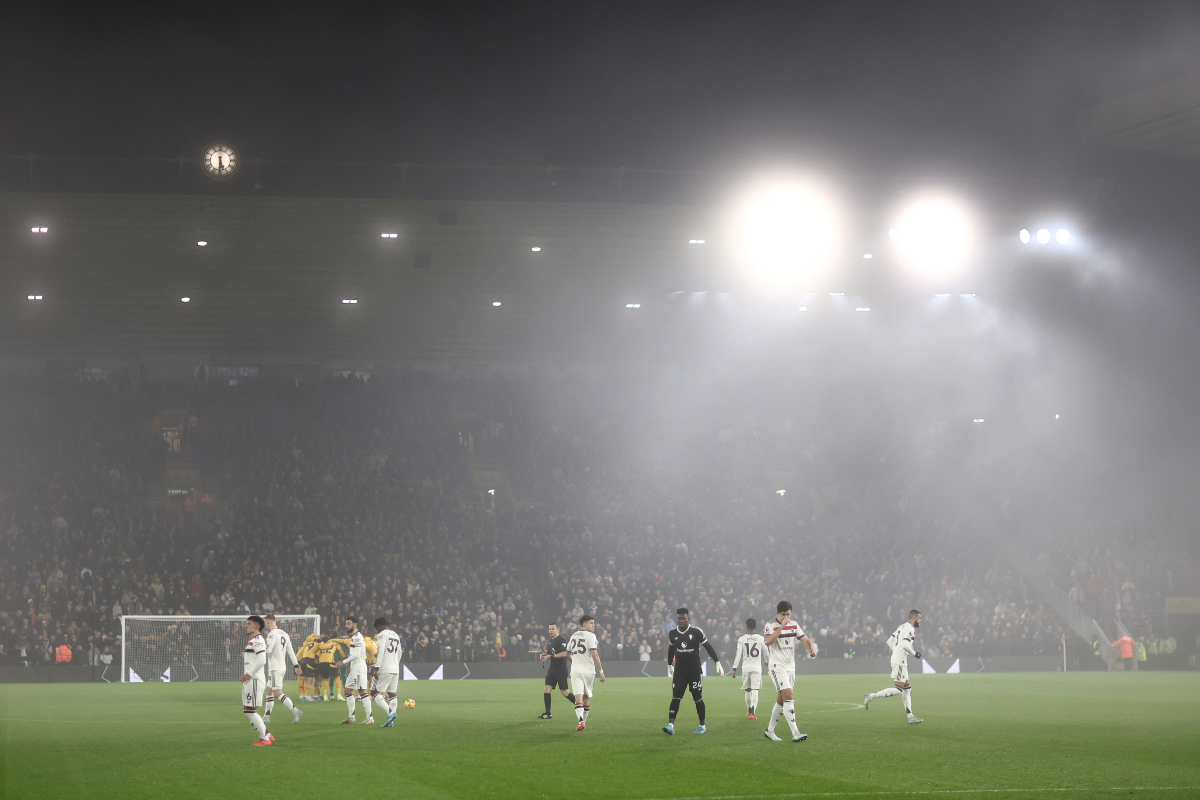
[202, 144, 238, 179]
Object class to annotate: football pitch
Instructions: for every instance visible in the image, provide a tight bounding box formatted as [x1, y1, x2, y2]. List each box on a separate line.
[2, 672, 1198, 800]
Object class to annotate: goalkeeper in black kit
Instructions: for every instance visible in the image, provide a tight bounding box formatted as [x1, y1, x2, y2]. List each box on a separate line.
[662, 608, 724, 735]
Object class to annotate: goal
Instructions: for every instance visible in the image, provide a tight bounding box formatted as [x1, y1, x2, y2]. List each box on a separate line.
[120, 615, 321, 683]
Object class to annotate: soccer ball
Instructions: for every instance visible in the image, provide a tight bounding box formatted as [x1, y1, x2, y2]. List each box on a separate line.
[404, 698, 416, 709]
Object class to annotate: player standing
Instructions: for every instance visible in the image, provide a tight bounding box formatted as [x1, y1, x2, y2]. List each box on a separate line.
[662, 607, 724, 735]
[566, 615, 605, 731]
[335, 616, 372, 725]
[316, 635, 338, 700]
[762, 600, 816, 742]
[263, 614, 302, 724]
[295, 633, 319, 701]
[537, 621, 576, 719]
[239, 615, 273, 747]
[372, 617, 403, 728]
[730, 618, 765, 719]
[863, 609, 923, 724]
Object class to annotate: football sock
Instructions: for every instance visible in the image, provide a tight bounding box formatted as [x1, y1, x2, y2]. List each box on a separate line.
[320, 678, 329, 697]
[335, 677, 343, 696]
[566, 693, 576, 704]
[768, 701, 783, 731]
[375, 694, 391, 715]
[583, 706, 590, 723]
[783, 701, 799, 736]
[264, 698, 274, 721]
[346, 694, 356, 719]
[388, 697, 398, 715]
[902, 688, 913, 717]
[873, 687, 901, 700]
[668, 698, 681, 723]
[361, 694, 372, 718]
[748, 689, 759, 712]
[544, 694, 553, 714]
[575, 703, 585, 723]
[695, 699, 706, 726]
[245, 711, 267, 739]
[279, 694, 295, 712]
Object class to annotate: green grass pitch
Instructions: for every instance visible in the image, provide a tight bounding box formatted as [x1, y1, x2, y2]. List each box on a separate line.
[3, 672, 1198, 799]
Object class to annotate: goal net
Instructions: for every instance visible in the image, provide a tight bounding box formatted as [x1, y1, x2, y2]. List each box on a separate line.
[120, 615, 321, 683]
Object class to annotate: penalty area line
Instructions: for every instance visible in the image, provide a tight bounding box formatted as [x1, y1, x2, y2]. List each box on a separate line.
[632, 788, 1200, 800]
[4, 718, 241, 724]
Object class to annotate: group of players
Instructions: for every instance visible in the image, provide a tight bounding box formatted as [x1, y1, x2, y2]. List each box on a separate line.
[236, 603, 924, 746]
[239, 613, 405, 746]
[538, 602, 926, 740]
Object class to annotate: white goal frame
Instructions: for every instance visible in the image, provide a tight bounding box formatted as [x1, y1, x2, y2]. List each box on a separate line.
[120, 615, 321, 683]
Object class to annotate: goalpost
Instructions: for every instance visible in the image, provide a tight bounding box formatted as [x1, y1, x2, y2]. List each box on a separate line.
[120, 615, 321, 683]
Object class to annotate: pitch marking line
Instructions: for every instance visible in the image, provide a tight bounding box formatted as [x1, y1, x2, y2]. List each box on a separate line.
[635, 789, 1200, 799]
[4, 718, 240, 724]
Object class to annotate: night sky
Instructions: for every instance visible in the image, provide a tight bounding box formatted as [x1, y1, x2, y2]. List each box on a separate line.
[5, 2, 1200, 180]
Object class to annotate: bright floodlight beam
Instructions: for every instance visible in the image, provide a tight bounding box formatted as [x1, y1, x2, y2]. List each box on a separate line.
[731, 178, 842, 292]
[889, 193, 976, 281]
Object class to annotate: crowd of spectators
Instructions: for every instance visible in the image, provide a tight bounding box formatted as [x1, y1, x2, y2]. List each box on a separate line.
[1, 371, 1183, 675]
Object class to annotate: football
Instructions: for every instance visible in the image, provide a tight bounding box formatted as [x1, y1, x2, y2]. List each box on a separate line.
[404, 699, 416, 709]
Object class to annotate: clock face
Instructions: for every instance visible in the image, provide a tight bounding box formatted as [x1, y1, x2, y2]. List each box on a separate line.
[203, 145, 237, 178]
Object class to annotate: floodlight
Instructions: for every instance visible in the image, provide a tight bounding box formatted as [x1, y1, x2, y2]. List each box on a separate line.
[798, 306, 808, 311]
[180, 297, 191, 303]
[973, 418, 985, 423]
[862, 253, 873, 259]
[776, 489, 786, 496]
[380, 232, 398, 238]
[197, 241, 207, 246]
[531, 246, 541, 252]
[855, 307, 871, 312]
[934, 293, 951, 297]
[625, 303, 641, 308]
[731, 178, 843, 291]
[1019, 229, 1031, 244]
[31, 227, 48, 233]
[1055, 228, 1070, 244]
[1036, 229, 1050, 244]
[889, 193, 976, 280]
[492, 301, 502, 306]
[341, 299, 358, 304]
[689, 239, 705, 244]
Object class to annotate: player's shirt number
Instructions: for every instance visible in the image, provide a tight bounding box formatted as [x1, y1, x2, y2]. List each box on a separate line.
[570, 639, 589, 655]
[385, 638, 399, 654]
[743, 642, 760, 658]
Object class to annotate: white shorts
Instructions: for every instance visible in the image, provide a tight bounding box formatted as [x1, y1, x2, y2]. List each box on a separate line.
[266, 667, 285, 691]
[376, 672, 400, 695]
[344, 663, 369, 692]
[241, 677, 264, 708]
[768, 664, 795, 692]
[891, 659, 909, 685]
[570, 671, 596, 698]
[741, 670, 762, 691]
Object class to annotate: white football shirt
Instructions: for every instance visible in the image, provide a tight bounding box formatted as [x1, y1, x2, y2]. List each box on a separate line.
[243, 633, 267, 680]
[342, 631, 366, 667]
[567, 630, 598, 675]
[732, 633, 765, 672]
[375, 629, 403, 674]
[265, 628, 296, 671]
[888, 622, 917, 661]
[762, 617, 806, 669]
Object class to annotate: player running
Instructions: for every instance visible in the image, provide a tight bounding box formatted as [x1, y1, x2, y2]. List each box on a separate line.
[662, 607, 723, 735]
[730, 617, 765, 719]
[864, 609, 923, 724]
[334, 616, 372, 725]
[239, 615, 273, 747]
[567, 615, 605, 731]
[538, 621, 576, 720]
[372, 617, 403, 727]
[262, 614, 302, 724]
[762, 600, 817, 742]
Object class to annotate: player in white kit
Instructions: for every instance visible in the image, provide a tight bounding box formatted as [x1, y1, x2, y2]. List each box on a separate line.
[372, 617, 403, 728]
[335, 616, 372, 724]
[239, 615, 273, 747]
[730, 617, 765, 719]
[863, 609, 923, 724]
[761, 600, 817, 743]
[262, 614, 302, 724]
[566, 615, 605, 731]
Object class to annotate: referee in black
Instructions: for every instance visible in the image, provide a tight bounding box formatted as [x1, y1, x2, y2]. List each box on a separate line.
[538, 621, 576, 719]
[662, 607, 723, 735]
